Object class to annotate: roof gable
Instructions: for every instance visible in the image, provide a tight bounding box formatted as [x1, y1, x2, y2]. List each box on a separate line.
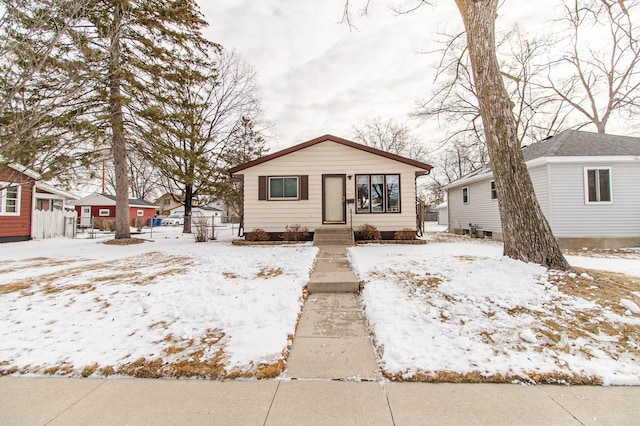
[228, 134, 433, 174]
[523, 130, 640, 161]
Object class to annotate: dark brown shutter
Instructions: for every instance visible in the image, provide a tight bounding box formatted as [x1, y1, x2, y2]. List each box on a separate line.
[300, 175, 308, 200]
[258, 176, 267, 200]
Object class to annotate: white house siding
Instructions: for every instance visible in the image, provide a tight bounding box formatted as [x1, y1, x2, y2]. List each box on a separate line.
[548, 161, 640, 237]
[528, 164, 551, 221]
[447, 175, 501, 233]
[240, 141, 424, 232]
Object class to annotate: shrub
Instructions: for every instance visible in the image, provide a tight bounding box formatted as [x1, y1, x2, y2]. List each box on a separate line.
[282, 224, 310, 242]
[134, 217, 146, 231]
[94, 217, 116, 232]
[193, 217, 212, 242]
[354, 223, 381, 241]
[394, 228, 417, 240]
[246, 228, 270, 241]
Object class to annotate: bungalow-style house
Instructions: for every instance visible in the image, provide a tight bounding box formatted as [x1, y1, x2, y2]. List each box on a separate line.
[446, 130, 640, 249]
[228, 134, 433, 239]
[1, 163, 79, 243]
[154, 192, 182, 216]
[74, 193, 157, 228]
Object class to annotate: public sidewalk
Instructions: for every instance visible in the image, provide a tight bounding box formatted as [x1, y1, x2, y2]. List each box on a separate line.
[2, 376, 640, 425]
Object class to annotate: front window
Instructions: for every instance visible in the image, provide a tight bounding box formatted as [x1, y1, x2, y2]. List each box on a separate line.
[356, 174, 401, 213]
[137, 209, 144, 216]
[462, 187, 469, 204]
[268, 177, 298, 200]
[1, 183, 20, 215]
[99, 209, 110, 216]
[585, 168, 612, 203]
[490, 181, 497, 200]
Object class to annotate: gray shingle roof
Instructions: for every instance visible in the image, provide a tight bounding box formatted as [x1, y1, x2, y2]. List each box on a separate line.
[101, 193, 157, 207]
[522, 130, 640, 161]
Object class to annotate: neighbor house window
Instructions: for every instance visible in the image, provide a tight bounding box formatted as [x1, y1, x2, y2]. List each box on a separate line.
[99, 209, 110, 216]
[268, 176, 299, 200]
[0, 183, 20, 215]
[356, 174, 401, 213]
[462, 187, 469, 204]
[490, 181, 497, 200]
[137, 209, 144, 216]
[585, 168, 612, 203]
[36, 198, 51, 211]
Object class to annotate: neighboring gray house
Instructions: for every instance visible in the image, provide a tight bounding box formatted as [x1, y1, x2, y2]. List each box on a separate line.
[446, 130, 640, 249]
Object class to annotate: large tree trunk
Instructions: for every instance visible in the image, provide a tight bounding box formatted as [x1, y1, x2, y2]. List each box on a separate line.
[109, 1, 130, 240]
[183, 183, 193, 234]
[454, 0, 569, 269]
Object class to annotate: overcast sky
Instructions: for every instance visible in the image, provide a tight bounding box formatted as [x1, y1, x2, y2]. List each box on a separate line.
[195, 1, 566, 152]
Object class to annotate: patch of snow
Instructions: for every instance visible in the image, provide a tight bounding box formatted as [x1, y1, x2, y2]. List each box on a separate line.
[620, 299, 640, 315]
[349, 241, 640, 386]
[0, 230, 317, 375]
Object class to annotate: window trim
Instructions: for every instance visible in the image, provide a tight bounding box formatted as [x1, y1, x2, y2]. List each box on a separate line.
[267, 176, 299, 200]
[584, 167, 613, 204]
[355, 173, 402, 214]
[462, 186, 470, 204]
[98, 208, 110, 216]
[490, 181, 497, 200]
[0, 182, 21, 216]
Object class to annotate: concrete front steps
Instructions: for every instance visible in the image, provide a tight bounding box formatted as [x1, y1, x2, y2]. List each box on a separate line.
[308, 232, 360, 294]
[313, 227, 353, 246]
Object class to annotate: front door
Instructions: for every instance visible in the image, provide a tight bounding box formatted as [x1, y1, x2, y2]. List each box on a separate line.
[322, 175, 346, 224]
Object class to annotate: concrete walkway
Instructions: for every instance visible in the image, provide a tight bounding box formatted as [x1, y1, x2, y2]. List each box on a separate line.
[2, 243, 640, 424]
[2, 376, 640, 425]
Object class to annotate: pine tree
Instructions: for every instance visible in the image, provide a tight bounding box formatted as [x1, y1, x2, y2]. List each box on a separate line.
[69, 0, 213, 239]
[137, 49, 267, 234]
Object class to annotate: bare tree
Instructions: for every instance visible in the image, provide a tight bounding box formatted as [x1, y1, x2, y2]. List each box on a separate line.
[352, 117, 430, 160]
[344, 0, 569, 269]
[414, 27, 572, 148]
[103, 150, 162, 200]
[542, 0, 640, 133]
[453, 0, 569, 268]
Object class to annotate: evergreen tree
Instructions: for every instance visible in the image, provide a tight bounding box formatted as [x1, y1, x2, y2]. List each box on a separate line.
[2, 0, 213, 239]
[137, 49, 267, 234]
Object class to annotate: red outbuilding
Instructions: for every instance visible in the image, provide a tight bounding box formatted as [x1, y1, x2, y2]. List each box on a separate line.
[73, 193, 157, 228]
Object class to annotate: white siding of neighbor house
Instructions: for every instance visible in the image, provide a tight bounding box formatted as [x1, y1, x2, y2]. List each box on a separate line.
[448, 159, 640, 238]
[548, 161, 640, 237]
[447, 176, 501, 232]
[528, 164, 551, 219]
[238, 141, 426, 232]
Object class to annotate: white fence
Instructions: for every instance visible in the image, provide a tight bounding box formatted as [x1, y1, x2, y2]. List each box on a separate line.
[31, 209, 77, 240]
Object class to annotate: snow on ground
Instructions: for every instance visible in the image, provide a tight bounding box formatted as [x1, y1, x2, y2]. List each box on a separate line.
[349, 235, 640, 386]
[2, 222, 639, 384]
[0, 226, 317, 377]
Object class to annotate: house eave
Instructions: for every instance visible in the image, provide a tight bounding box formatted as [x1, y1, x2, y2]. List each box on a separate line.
[446, 154, 640, 189]
[228, 134, 433, 174]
